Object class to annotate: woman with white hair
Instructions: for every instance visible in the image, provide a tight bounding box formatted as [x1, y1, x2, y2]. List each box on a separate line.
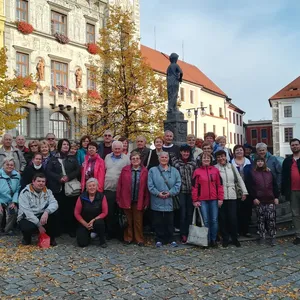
[74, 178, 108, 248]
[0, 157, 21, 235]
[255, 142, 282, 189]
[104, 140, 130, 239]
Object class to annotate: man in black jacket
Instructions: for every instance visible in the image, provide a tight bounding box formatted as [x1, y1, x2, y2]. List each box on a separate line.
[282, 138, 300, 245]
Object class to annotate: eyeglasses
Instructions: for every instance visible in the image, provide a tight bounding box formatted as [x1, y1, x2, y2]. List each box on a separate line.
[47, 138, 55, 140]
[104, 134, 112, 137]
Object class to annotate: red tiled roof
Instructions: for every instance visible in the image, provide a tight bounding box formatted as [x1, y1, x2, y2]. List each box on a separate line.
[140, 45, 227, 97]
[269, 76, 300, 101]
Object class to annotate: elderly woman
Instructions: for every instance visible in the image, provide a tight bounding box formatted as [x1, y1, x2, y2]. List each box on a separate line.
[231, 145, 253, 237]
[171, 144, 197, 244]
[148, 151, 181, 247]
[81, 141, 105, 192]
[0, 158, 21, 235]
[77, 135, 91, 166]
[24, 140, 40, 164]
[192, 154, 224, 247]
[119, 137, 129, 155]
[196, 142, 214, 167]
[255, 143, 282, 189]
[40, 140, 52, 169]
[215, 150, 248, 247]
[104, 141, 130, 239]
[187, 134, 202, 160]
[144, 136, 164, 170]
[117, 152, 149, 246]
[74, 178, 108, 248]
[46, 139, 80, 237]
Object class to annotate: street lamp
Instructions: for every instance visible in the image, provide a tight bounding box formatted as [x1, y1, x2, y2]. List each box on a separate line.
[186, 107, 206, 137]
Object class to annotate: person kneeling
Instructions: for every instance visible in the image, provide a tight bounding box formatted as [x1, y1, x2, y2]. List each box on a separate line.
[18, 173, 59, 246]
[74, 178, 108, 248]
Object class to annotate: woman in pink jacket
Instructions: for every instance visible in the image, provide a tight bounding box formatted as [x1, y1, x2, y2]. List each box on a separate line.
[192, 154, 224, 247]
[116, 151, 149, 246]
[81, 141, 105, 192]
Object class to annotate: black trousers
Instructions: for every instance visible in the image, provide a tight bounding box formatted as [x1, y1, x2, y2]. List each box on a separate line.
[104, 190, 121, 239]
[54, 190, 77, 235]
[219, 200, 238, 243]
[237, 196, 252, 235]
[152, 210, 174, 244]
[19, 211, 59, 242]
[76, 219, 106, 247]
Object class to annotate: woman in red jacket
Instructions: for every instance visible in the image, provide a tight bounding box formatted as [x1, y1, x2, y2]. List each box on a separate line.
[116, 151, 149, 246]
[192, 154, 224, 247]
[81, 141, 105, 192]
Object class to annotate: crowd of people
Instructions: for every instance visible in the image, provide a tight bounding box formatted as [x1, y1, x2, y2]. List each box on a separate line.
[0, 130, 299, 249]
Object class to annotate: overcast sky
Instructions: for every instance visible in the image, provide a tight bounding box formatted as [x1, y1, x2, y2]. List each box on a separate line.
[139, 0, 300, 121]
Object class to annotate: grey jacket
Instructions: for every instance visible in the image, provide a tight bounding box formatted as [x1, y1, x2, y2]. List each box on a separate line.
[0, 146, 26, 172]
[17, 184, 58, 227]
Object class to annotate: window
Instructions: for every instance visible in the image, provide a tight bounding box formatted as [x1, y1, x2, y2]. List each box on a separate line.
[230, 132, 232, 143]
[229, 111, 232, 123]
[284, 128, 293, 143]
[233, 113, 235, 124]
[241, 134, 243, 144]
[180, 87, 184, 101]
[16, 52, 29, 77]
[213, 125, 216, 133]
[49, 112, 70, 139]
[51, 61, 68, 89]
[240, 115, 242, 126]
[234, 133, 236, 144]
[87, 68, 96, 90]
[236, 114, 239, 125]
[51, 11, 67, 35]
[251, 129, 257, 139]
[223, 127, 225, 136]
[219, 107, 223, 117]
[284, 106, 292, 118]
[237, 134, 240, 144]
[200, 101, 204, 108]
[191, 121, 194, 135]
[86, 23, 95, 43]
[261, 129, 267, 139]
[190, 90, 194, 104]
[16, 0, 28, 22]
[16, 107, 29, 136]
[209, 105, 213, 115]
[203, 123, 207, 134]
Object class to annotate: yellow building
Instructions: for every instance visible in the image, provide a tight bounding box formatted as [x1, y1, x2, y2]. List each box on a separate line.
[0, 0, 5, 47]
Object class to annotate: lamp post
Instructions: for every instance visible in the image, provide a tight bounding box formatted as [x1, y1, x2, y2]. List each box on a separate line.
[187, 107, 206, 137]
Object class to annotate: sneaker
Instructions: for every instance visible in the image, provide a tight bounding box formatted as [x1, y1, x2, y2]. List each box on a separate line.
[137, 242, 144, 247]
[170, 241, 178, 247]
[90, 232, 97, 239]
[156, 241, 163, 248]
[123, 241, 132, 246]
[181, 235, 187, 244]
[293, 238, 300, 245]
[270, 238, 276, 247]
[50, 238, 57, 247]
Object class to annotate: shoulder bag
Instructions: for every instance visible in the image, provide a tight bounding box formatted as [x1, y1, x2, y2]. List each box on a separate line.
[146, 150, 152, 169]
[231, 164, 243, 199]
[157, 167, 180, 210]
[60, 159, 81, 197]
[187, 207, 208, 247]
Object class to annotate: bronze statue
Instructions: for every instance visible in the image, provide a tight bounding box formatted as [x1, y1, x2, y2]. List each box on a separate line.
[36, 59, 45, 81]
[75, 68, 83, 88]
[166, 53, 183, 113]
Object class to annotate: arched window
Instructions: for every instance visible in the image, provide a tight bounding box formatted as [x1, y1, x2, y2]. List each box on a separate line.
[49, 112, 70, 139]
[16, 107, 29, 136]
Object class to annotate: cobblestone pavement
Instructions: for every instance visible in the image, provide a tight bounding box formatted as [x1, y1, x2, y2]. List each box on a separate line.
[0, 235, 300, 299]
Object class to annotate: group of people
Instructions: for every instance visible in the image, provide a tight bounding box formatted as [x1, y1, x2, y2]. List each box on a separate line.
[0, 129, 299, 249]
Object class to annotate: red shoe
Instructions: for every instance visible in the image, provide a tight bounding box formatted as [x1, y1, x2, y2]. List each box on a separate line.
[181, 235, 187, 244]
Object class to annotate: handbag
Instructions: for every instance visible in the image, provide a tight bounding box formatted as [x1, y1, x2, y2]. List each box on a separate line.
[60, 159, 81, 197]
[157, 167, 180, 210]
[187, 207, 208, 247]
[118, 208, 128, 229]
[38, 233, 50, 248]
[231, 164, 243, 199]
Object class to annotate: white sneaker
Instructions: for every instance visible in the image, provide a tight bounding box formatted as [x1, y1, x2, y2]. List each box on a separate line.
[90, 232, 97, 239]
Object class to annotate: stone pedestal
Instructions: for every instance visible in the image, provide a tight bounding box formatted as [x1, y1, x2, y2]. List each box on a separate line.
[164, 111, 187, 145]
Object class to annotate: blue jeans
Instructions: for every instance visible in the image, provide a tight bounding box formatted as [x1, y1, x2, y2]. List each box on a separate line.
[200, 200, 218, 242]
[179, 193, 193, 236]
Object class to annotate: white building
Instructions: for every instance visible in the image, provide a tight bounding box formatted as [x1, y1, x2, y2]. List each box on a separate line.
[269, 76, 300, 157]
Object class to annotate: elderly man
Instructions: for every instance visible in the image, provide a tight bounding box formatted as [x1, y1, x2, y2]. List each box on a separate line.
[0, 133, 26, 172]
[18, 173, 59, 246]
[45, 133, 56, 155]
[132, 136, 150, 165]
[162, 130, 180, 159]
[98, 129, 113, 159]
[104, 141, 130, 239]
[15, 135, 29, 154]
[255, 142, 282, 189]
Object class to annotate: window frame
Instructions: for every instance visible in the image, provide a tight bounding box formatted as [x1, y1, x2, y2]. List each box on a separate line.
[203, 123, 207, 134]
[51, 60, 68, 89]
[284, 106, 292, 118]
[233, 113, 235, 124]
[16, 0, 28, 22]
[16, 107, 29, 137]
[51, 10, 67, 35]
[180, 87, 185, 102]
[190, 90, 194, 104]
[284, 127, 293, 143]
[86, 23, 95, 44]
[87, 67, 97, 91]
[261, 128, 267, 139]
[191, 121, 194, 135]
[251, 129, 257, 139]
[49, 111, 70, 139]
[213, 125, 216, 134]
[229, 111, 232, 123]
[16, 52, 29, 77]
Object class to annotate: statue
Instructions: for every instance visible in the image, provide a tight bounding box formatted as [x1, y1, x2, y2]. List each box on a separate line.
[166, 53, 183, 113]
[36, 59, 45, 81]
[75, 68, 83, 88]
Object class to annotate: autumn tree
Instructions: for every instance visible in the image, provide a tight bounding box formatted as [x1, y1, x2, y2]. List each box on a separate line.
[84, 6, 167, 140]
[0, 47, 35, 133]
